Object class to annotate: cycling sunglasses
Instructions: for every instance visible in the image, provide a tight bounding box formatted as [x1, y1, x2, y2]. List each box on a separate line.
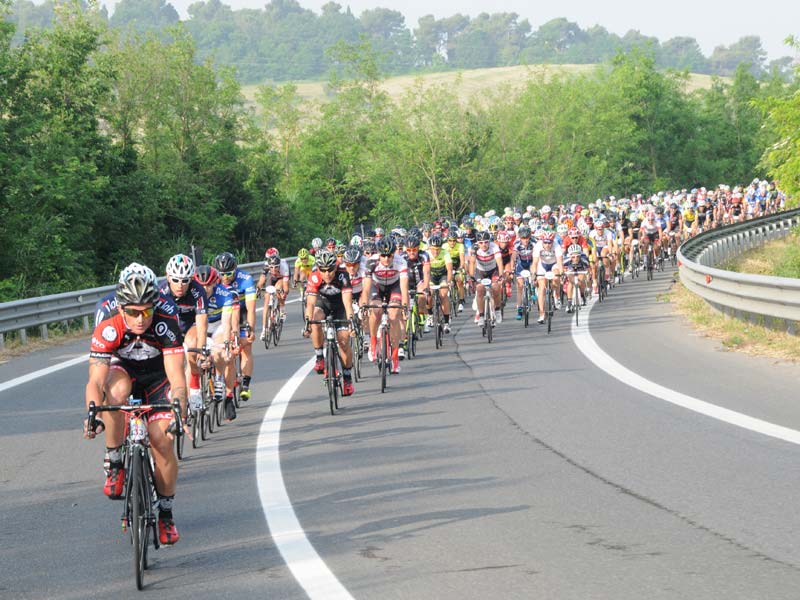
[170, 277, 190, 284]
[122, 306, 155, 318]
[219, 270, 235, 278]
[318, 267, 336, 273]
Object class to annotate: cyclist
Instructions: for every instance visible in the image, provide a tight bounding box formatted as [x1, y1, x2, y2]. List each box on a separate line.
[364, 236, 409, 374]
[639, 211, 662, 270]
[446, 229, 466, 313]
[563, 244, 590, 312]
[402, 235, 431, 343]
[589, 221, 616, 289]
[665, 202, 683, 255]
[293, 248, 315, 286]
[426, 235, 454, 333]
[194, 265, 237, 420]
[258, 254, 289, 342]
[304, 250, 356, 396]
[214, 252, 257, 401]
[84, 263, 185, 546]
[512, 225, 535, 320]
[496, 231, 514, 299]
[533, 231, 564, 323]
[469, 230, 504, 326]
[160, 254, 208, 413]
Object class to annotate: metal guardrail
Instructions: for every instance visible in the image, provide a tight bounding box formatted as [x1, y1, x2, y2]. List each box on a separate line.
[0, 258, 296, 348]
[677, 209, 800, 334]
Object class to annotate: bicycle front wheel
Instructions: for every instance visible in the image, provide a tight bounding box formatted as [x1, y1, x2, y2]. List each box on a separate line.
[381, 330, 389, 393]
[130, 450, 148, 590]
[326, 343, 338, 415]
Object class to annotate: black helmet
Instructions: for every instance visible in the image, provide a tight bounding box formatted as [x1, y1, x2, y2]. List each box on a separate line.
[518, 225, 532, 238]
[376, 237, 396, 255]
[446, 229, 458, 240]
[428, 235, 443, 247]
[116, 263, 159, 306]
[343, 245, 363, 264]
[213, 252, 237, 273]
[363, 240, 377, 254]
[315, 249, 337, 270]
[405, 235, 420, 249]
[266, 255, 281, 268]
[477, 231, 491, 242]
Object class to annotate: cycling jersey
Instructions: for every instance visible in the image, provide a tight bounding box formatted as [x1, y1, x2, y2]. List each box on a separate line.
[564, 256, 590, 272]
[497, 244, 512, 267]
[159, 281, 207, 334]
[402, 250, 430, 286]
[90, 305, 184, 377]
[294, 256, 315, 276]
[589, 229, 614, 249]
[306, 268, 352, 326]
[445, 242, 464, 270]
[206, 283, 236, 327]
[472, 242, 502, 274]
[229, 269, 257, 316]
[369, 254, 408, 287]
[428, 250, 452, 285]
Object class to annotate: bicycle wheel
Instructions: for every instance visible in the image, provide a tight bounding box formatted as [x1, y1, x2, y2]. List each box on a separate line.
[523, 284, 530, 328]
[350, 334, 360, 382]
[274, 316, 283, 345]
[191, 411, 200, 449]
[263, 314, 272, 349]
[408, 313, 416, 359]
[201, 370, 213, 436]
[130, 450, 148, 590]
[574, 283, 580, 327]
[175, 424, 184, 460]
[434, 300, 442, 349]
[380, 330, 389, 393]
[326, 341, 337, 415]
[485, 298, 493, 344]
[546, 288, 553, 334]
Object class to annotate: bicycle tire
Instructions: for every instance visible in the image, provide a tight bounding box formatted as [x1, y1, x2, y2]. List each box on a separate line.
[546, 289, 552, 334]
[574, 284, 580, 327]
[275, 317, 283, 345]
[130, 450, 147, 590]
[486, 298, 493, 344]
[215, 396, 224, 427]
[201, 370, 213, 435]
[434, 299, 442, 349]
[350, 334, 360, 382]
[523, 284, 530, 328]
[380, 330, 389, 393]
[408, 314, 416, 359]
[326, 341, 337, 415]
[263, 319, 272, 349]
[191, 412, 200, 448]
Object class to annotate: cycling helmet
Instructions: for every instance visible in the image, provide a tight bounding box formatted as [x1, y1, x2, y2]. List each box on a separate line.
[541, 205, 552, 214]
[567, 244, 583, 256]
[584, 216, 594, 226]
[376, 237, 396, 255]
[568, 227, 580, 238]
[405, 235, 421, 249]
[408, 226, 422, 238]
[391, 227, 407, 238]
[374, 227, 385, 238]
[428, 235, 443, 247]
[595, 221, 605, 229]
[264, 247, 279, 258]
[350, 235, 363, 247]
[476, 231, 491, 242]
[315, 249, 337, 270]
[311, 238, 323, 250]
[578, 223, 590, 236]
[518, 226, 531, 239]
[324, 237, 337, 249]
[166, 254, 195, 279]
[556, 223, 568, 235]
[193, 265, 218, 286]
[298, 248, 310, 260]
[647, 211, 656, 220]
[541, 231, 556, 242]
[335, 243, 347, 257]
[496, 231, 510, 243]
[488, 221, 500, 233]
[343, 245, 363, 264]
[116, 263, 159, 306]
[446, 229, 458, 240]
[455, 229, 465, 239]
[213, 252, 237, 273]
[363, 240, 377, 254]
[266, 255, 281, 268]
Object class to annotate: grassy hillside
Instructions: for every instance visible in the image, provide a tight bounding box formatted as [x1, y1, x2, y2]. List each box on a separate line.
[241, 64, 721, 111]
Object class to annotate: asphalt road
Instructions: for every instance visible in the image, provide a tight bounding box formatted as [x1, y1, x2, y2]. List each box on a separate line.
[2, 269, 800, 599]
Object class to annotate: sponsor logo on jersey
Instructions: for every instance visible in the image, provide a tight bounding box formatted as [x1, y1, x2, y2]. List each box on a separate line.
[101, 326, 117, 342]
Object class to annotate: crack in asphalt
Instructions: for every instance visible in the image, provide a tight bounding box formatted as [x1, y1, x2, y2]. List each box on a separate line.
[450, 313, 800, 573]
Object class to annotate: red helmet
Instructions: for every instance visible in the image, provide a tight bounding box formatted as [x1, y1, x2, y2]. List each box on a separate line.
[264, 247, 279, 258]
[496, 231, 510, 243]
[193, 265, 219, 286]
[568, 227, 580, 237]
[541, 231, 556, 242]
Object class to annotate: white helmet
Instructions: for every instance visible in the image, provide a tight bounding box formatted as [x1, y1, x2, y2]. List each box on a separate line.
[556, 223, 568, 235]
[541, 205, 551, 214]
[166, 254, 195, 279]
[568, 244, 583, 256]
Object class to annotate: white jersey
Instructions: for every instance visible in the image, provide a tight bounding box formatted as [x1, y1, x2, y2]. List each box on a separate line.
[589, 229, 614, 249]
[348, 258, 368, 295]
[472, 242, 501, 273]
[370, 254, 408, 286]
[533, 241, 563, 265]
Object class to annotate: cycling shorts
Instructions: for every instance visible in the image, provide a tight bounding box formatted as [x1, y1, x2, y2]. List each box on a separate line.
[370, 281, 402, 303]
[315, 295, 349, 328]
[109, 359, 172, 406]
[475, 267, 499, 282]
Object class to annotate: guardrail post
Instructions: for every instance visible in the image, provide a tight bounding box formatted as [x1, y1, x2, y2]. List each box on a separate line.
[0, 332, 4, 350]
[40, 324, 48, 340]
[83, 316, 90, 331]
[19, 328, 27, 345]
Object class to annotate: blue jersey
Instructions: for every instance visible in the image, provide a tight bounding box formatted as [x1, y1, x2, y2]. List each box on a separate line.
[206, 283, 236, 324]
[229, 269, 257, 316]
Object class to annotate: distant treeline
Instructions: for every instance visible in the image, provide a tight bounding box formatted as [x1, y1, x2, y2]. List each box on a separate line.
[1, 1, 798, 303]
[8, 0, 796, 83]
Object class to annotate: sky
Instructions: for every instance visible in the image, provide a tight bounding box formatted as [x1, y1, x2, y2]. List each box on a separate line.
[150, 0, 799, 61]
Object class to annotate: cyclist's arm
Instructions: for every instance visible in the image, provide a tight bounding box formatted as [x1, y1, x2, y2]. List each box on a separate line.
[343, 289, 354, 321]
[85, 356, 110, 412]
[164, 351, 188, 419]
[400, 274, 410, 308]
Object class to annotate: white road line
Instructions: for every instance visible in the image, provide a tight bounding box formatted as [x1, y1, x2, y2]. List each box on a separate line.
[0, 355, 87, 393]
[255, 356, 355, 600]
[0, 297, 303, 392]
[572, 297, 800, 446]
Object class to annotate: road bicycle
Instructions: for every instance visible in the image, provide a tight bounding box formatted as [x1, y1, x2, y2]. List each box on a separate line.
[349, 305, 364, 382]
[261, 286, 283, 349]
[519, 269, 533, 328]
[566, 269, 588, 327]
[87, 399, 183, 590]
[365, 302, 400, 393]
[185, 347, 213, 447]
[405, 290, 423, 359]
[307, 315, 349, 415]
[543, 271, 557, 334]
[429, 283, 445, 349]
[645, 242, 656, 281]
[478, 278, 496, 343]
[630, 240, 641, 279]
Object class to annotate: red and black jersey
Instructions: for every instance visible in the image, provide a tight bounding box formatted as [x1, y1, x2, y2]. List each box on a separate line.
[305, 269, 352, 303]
[90, 306, 184, 373]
